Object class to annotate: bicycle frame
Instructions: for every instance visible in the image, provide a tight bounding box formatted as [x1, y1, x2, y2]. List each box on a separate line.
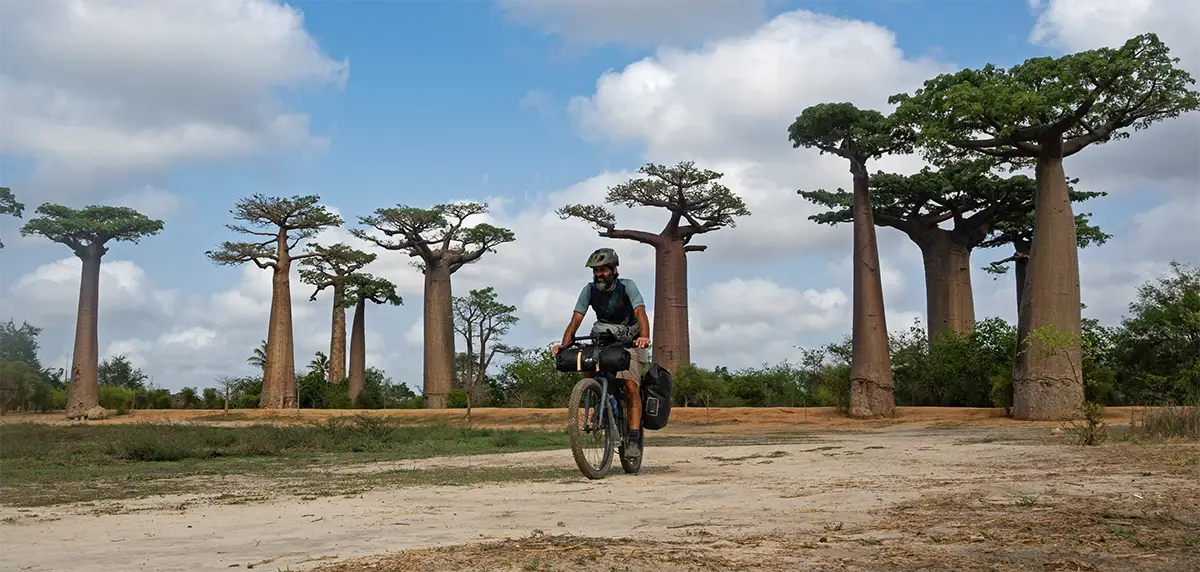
[568, 335, 630, 449]
[594, 373, 626, 449]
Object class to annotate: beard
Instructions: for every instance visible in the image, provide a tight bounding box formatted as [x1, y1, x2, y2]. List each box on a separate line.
[594, 273, 617, 291]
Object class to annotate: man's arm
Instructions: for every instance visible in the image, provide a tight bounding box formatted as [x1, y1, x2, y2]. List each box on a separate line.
[634, 306, 650, 343]
[623, 279, 651, 343]
[561, 312, 584, 348]
[559, 284, 592, 349]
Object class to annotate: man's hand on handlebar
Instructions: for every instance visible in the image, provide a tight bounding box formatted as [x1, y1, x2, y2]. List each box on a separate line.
[551, 335, 574, 356]
[634, 336, 650, 349]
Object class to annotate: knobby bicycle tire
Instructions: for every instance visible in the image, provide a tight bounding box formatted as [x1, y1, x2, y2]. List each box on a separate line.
[567, 377, 613, 479]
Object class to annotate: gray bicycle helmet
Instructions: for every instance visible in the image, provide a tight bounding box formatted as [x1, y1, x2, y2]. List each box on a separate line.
[585, 247, 619, 268]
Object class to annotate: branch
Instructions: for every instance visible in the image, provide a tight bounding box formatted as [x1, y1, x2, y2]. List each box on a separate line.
[308, 280, 334, 302]
[990, 251, 1029, 266]
[604, 227, 664, 246]
[349, 228, 436, 261]
[290, 251, 324, 261]
[684, 245, 707, 252]
[872, 212, 920, 235]
[226, 224, 278, 238]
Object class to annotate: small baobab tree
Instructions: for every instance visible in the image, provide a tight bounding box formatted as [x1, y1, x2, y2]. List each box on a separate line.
[206, 194, 342, 409]
[557, 161, 750, 375]
[344, 273, 402, 405]
[352, 202, 514, 409]
[788, 102, 913, 418]
[298, 243, 377, 384]
[20, 204, 164, 419]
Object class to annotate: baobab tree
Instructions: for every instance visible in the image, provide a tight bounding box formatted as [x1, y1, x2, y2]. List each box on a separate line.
[298, 243, 377, 384]
[982, 184, 1111, 316]
[20, 204, 164, 419]
[0, 187, 24, 249]
[344, 273, 402, 405]
[889, 33, 1199, 420]
[452, 286, 519, 419]
[557, 161, 750, 375]
[353, 202, 514, 408]
[206, 194, 342, 409]
[802, 161, 1108, 341]
[789, 103, 913, 418]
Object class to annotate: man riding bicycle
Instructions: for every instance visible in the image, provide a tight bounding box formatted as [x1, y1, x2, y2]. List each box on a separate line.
[552, 247, 651, 461]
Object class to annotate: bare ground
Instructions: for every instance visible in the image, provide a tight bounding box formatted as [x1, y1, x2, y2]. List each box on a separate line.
[1, 409, 1197, 572]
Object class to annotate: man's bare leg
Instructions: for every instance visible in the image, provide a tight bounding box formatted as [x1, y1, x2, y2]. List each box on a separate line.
[625, 378, 641, 432]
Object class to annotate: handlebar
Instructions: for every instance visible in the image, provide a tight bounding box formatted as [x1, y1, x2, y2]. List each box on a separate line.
[559, 334, 642, 349]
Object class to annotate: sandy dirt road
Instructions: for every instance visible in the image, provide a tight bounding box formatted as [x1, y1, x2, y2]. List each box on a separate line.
[2, 422, 1196, 572]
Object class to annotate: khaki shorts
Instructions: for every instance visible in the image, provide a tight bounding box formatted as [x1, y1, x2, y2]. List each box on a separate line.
[583, 346, 649, 385]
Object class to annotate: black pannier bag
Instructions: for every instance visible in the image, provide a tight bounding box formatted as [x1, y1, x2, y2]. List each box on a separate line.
[640, 363, 673, 430]
[554, 344, 631, 374]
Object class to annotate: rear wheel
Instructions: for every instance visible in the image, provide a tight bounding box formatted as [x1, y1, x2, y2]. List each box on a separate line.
[567, 377, 612, 479]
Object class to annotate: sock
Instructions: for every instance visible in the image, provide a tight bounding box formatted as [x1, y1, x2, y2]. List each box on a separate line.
[629, 429, 641, 445]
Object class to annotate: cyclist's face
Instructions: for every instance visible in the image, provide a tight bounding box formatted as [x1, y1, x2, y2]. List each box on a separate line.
[592, 266, 616, 288]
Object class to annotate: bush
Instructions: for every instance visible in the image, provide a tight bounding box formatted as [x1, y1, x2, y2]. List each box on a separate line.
[98, 385, 133, 410]
[447, 389, 468, 409]
[1130, 403, 1200, 441]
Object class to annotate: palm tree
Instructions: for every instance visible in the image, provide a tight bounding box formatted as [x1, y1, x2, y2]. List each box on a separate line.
[247, 340, 267, 372]
[309, 351, 331, 381]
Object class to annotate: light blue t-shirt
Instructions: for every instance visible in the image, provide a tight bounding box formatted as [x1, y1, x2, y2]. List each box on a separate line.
[573, 277, 646, 316]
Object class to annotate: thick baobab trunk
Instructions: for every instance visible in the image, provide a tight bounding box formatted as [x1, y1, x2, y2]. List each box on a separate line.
[261, 251, 297, 409]
[916, 230, 976, 341]
[423, 262, 455, 409]
[652, 239, 690, 374]
[1012, 137, 1083, 421]
[65, 248, 103, 420]
[329, 286, 347, 384]
[347, 297, 366, 405]
[848, 168, 895, 418]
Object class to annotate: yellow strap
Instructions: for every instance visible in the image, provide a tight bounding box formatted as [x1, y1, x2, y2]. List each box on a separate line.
[576, 350, 582, 371]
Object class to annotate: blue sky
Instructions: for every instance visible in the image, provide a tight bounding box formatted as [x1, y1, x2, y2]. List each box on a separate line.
[1, 0, 1197, 393]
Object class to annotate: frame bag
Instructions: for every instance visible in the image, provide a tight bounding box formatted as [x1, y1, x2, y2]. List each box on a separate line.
[640, 363, 673, 430]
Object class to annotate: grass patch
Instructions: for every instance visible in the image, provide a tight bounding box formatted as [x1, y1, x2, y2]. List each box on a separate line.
[1129, 404, 1200, 441]
[0, 417, 569, 507]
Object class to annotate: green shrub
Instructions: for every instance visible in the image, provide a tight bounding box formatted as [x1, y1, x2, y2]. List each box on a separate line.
[447, 389, 468, 409]
[98, 386, 133, 410]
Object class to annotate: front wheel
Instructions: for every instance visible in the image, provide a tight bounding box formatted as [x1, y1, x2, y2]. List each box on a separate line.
[567, 377, 613, 479]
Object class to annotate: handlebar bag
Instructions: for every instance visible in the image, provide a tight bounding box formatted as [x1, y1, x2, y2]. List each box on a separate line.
[555, 344, 632, 374]
[555, 345, 601, 372]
